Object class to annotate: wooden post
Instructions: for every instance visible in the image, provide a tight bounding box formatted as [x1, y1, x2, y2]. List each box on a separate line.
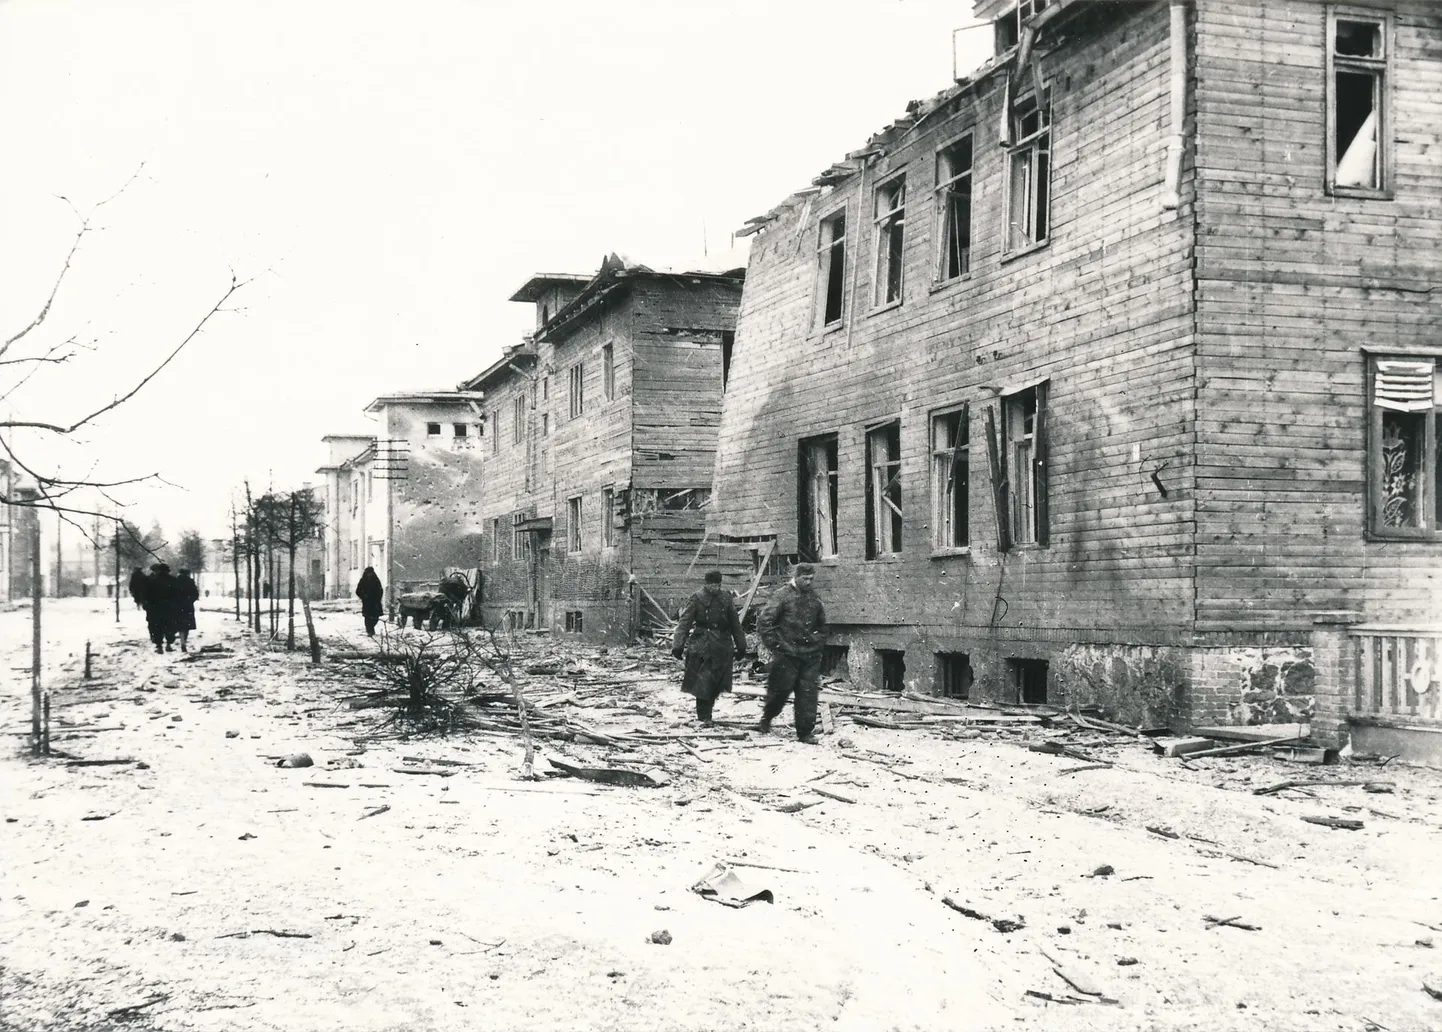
[302, 598, 321, 665]
[31, 518, 42, 755]
[113, 517, 120, 623]
[84, 640, 92, 679]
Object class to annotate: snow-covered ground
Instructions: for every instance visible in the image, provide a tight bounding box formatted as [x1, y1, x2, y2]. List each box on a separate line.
[2, 599, 1441, 1032]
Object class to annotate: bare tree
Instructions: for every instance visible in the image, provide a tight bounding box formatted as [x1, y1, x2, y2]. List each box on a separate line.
[177, 530, 206, 574]
[267, 488, 324, 650]
[0, 171, 253, 539]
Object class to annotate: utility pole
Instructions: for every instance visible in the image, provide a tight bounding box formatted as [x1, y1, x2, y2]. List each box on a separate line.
[113, 515, 120, 622]
[30, 516, 42, 753]
[53, 515, 61, 598]
[93, 513, 101, 601]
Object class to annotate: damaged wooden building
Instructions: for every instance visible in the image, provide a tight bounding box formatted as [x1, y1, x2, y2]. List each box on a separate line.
[709, 0, 1442, 742]
[462, 255, 746, 640]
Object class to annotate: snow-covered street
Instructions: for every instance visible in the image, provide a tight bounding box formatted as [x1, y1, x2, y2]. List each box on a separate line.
[3, 600, 1441, 1032]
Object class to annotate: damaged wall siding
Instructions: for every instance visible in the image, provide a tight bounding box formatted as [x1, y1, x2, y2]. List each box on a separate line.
[385, 403, 485, 591]
[1192, 0, 1442, 631]
[711, 4, 1197, 675]
[476, 275, 745, 641]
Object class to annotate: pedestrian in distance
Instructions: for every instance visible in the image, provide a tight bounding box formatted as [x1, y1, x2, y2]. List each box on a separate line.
[128, 567, 148, 611]
[356, 566, 384, 636]
[756, 562, 828, 744]
[173, 568, 200, 653]
[671, 570, 747, 727]
[144, 562, 178, 654]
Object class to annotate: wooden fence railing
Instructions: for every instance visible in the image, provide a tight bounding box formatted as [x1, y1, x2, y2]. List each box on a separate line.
[1351, 625, 1442, 722]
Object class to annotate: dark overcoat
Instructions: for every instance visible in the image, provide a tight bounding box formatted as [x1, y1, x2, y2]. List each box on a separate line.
[672, 585, 747, 699]
[355, 568, 384, 621]
[172, 574, 199, 632]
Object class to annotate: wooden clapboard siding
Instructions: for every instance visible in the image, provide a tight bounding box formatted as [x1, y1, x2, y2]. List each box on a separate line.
[1192, 0, 1442, 633]
[712, 1, 1199, 640]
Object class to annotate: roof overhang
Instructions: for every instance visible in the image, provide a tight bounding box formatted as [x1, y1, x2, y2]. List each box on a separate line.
[363, 391, 487, 415]
[514, 516, 554, 534]
[509, 273, 591, 304]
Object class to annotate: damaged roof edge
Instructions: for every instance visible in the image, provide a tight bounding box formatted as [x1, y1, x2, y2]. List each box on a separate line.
[362, 390, 488, 415]
[508, 272, 592, 304]
[538, 254, 744, 344]
[736, 2, 1087, 236]
[456, 343, 538, 392]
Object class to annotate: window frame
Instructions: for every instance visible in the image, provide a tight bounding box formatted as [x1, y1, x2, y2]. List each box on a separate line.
[568, 363, 585, 420]
[601, 486, 616, 549]
[489, 516, 502, 563]
[426, 422, 442, 437]
[512, 512, 532, 561]
[872, 175, 907, 309]
[865, 420, 904, 559]
[452, 422, 468, 438]
[815, 207, 849, 331]
[930, 404, 970, 553]
[1367, 352, 1441, 541]
[798, 433, 840, 561]
[602, 343, 615, 402]
[992, 381, 1051, 550]
[1004, 90, 1052, 256]
[1326, 6, 1393, 199]
[934, 133, 974, 285]
[567, 495, 583, 553]
[490, 410, 500, 454]
[512, 394, 525, 444]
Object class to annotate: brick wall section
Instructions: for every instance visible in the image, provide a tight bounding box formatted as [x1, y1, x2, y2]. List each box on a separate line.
[1192, 0, 1442, 632]
[712, 3, 1199, 656]
[1310, 613, 1362, 749]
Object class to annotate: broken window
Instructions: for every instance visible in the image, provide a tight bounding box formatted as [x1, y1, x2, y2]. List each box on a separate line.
[937, 652, 973, 700]
[602, 343, 615, 401]
[565, 610, 584, 633]
[601, 487, 615, 548]
[453, 423, 468, 438]
[872, 176, 906, 306]
[1369, 355, 1442, 539]
[936, 136, 973, 282]
[1008, 658, 1048, 704]
[865, 421, 903, 559]
[512, 512, 531, 561]
[512, 395, 525, 444]
[798, 434, 839, 561]
[998, 383, 1050, 547]
[1329, 10, 1389, 194]
[567, 495, 583, 553]
[931, 406, 970, 550]
[721, 331, 734, 390]
[816, 210, 847, 329]
[1006, 92, 1051, 252]
[878, 649, 906, 694]
[568, 363, 584, 420]
[627, 488, 711, 515]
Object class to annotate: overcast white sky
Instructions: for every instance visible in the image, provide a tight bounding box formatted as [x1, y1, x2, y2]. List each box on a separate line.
[0, 0, 991, 545]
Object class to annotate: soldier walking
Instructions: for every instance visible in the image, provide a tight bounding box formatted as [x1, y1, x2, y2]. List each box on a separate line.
[756, 562, 828, 744]
[672, 570, 747, 726]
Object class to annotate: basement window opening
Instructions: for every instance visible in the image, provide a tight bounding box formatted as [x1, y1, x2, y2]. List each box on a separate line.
[452, 423, 468, 438]
[865, 420, 903, 559]
[564, 610, 584, 633]
[426, 423, 441, 436]
[878, 649, 906, 694]
[872, 176, 906, 307]
[798, 433, 839, 561]
[1328, 11, 1389, 194]
[816, 210, 847, 329]
[937, 652, 973, 700]
[1008, 658, 1048, 704]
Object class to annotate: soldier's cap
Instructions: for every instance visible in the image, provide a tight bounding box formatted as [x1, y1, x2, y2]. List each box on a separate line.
[704, 570, 723, 584]
[150, 562, 170, 573]
[793, 562, 816, 576]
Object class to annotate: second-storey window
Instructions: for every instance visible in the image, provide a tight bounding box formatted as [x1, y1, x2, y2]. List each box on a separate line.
[873, 177, 906, 306]
[1369, 356, 1442, 539]
[512, 394, 525, 444]
[931, 406, 970, 549]
[1006, 92, 1051, 253]
[601, 486, 615, 548]
[568, 363, 585, 420]
[865, 421, 903, 557]
[1328, 8, 1390, 194]
[602, 343, 615, 401]
[936, 136, 973, 282]
[816, 210, 847, 329]
[490, 410, 499, 454]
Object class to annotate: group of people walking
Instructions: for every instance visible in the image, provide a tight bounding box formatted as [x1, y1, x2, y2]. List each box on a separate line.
[128, 563, 200, 654]
[672, 562, 827, 744]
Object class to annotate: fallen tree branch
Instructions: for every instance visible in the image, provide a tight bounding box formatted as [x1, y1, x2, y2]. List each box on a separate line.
[105, 993, 170, 1020]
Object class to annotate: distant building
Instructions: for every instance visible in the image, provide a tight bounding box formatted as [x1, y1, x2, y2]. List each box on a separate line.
[461, 255, 746, 641]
